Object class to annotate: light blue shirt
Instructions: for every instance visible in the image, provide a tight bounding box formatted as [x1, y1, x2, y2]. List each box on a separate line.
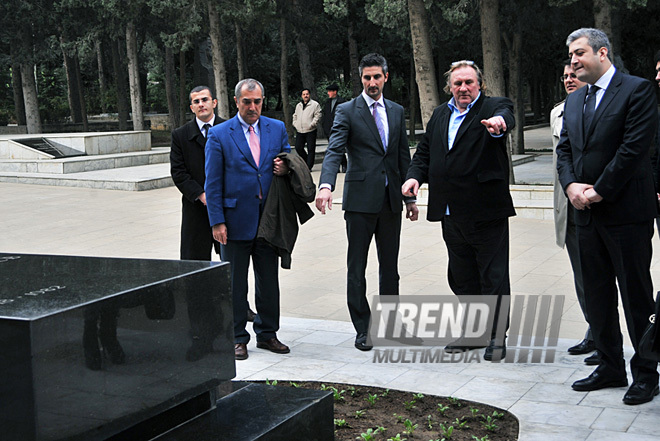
[237, 114, 260, 146]
[447, 92, 481, 150]
[589, 64, 615, 109]
[361, 91, 389, 148]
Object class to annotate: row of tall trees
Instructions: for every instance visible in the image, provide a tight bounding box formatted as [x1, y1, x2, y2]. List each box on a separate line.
[2, 0, 660, 153]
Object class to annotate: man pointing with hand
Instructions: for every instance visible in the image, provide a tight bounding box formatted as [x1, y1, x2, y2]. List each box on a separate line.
[402, 60, 515, 361]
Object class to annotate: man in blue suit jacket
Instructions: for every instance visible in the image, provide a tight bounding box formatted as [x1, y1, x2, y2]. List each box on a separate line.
[557, 28, 659, 405]
[205, 79, 291, 361]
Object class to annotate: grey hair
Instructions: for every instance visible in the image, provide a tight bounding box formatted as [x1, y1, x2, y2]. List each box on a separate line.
[566, 28, 611, 59]
[234, 79, 265, 99]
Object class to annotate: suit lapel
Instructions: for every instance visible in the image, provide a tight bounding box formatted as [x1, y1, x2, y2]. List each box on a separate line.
[586, 72, 621, 140]
[385, 99, 397, 155]
[186, 119, 206, 148]
[258, 118, 271, 171]
[357, 95, 385, 152]
[451, 96, 483, 148]
[229, 117, 259, 170]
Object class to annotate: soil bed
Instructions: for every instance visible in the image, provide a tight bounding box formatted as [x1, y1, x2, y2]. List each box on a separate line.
[263, 380, 519, 440]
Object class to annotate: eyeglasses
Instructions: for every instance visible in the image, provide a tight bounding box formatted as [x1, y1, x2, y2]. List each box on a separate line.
[191, 97, 211, 104]
[451, 60, 475, 68]
[560, 74, 578, 82]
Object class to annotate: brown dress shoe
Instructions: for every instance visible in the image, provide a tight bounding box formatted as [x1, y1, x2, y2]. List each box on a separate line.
[234, 343, 248, 360]
[256, 338, 290, 354]
[247, 308, 257, 322]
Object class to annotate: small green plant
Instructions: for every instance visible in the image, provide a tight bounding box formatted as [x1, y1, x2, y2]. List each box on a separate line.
[354, 409, 366, 419]
[289, 381, 300, 388]
[402, 419, 418, 436]
[472, 436, 490, 441]
[334, 418, 350, 428]
[365, 393, 379, 406]
[332, 387, 346, 402]
[491, 410, 504, 419]
[482, 416, 498, 432]
[447, 396, 462, 407]
[403, 400, 417, 410]
[359, 427, 385, 440]
[470, 407, 480, 417]
[348, 386, 359, 396]
[437, 403, 450, 416]
[454, 417, 469, 429]
[387, 434, 407, 441]
[439, 423, 454, 439]
[381, 388, 390, 397]
[320, 384, 330, 391]
[412, 392, 424, 401]
[426, 414, 434, 429]
[393, 413, 404, 423]
[265, 379, 278, 386]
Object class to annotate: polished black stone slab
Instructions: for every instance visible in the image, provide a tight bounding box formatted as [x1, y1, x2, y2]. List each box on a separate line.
[160, 382, 334, 441]
[0, 253, 234, 441]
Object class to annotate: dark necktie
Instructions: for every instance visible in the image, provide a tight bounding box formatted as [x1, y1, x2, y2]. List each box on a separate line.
[583, 85, 599, 133]
[202, 123, 211, 138]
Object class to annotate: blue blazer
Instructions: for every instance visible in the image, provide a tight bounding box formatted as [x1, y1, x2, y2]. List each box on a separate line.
[205, 115, 291, 240]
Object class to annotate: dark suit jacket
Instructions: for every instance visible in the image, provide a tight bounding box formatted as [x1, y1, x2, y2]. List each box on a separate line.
[322, 96, 346, 138]
[170, 116, 224, 256]
[556, 70, 658, 226]
[205, 115, 291, 241]
[319, 94, 413, 213]
[406, 95, 516, 222]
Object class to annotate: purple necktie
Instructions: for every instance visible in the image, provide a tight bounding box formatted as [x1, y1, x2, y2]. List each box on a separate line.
[372, 102, 387, 151]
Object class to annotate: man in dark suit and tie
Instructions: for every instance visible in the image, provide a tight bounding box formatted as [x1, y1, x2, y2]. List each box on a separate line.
[170, 85, 224, 262]
[205, 79, 291, 361]
[556, 28, 659, 405]
[322, 83, 347, 172]
[402, 60, 515, 362]
[315, 53, 418, 351]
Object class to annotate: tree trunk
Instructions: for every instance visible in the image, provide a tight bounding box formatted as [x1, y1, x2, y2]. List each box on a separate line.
[593, 0, 612, 48]
[74, 54, 89, 130]
[409, 57, 418, 145]
[111, 39, 130, 130]
[96, 40, 108, 113]
[208, 0, 230, 119]
[347, 18, 361, 98]
[179, 50, 188, 124]
[61, 37, 83, 123]
[479, 0, 505, 97]
[126, 20, 144, 131]
[10, 49, 26, 126]
[20, 62, 42, 134]
[505, 30, 524, 155]
[279, 17, 293, 137]
[408, 0, 439, 130]
[235, 23, 247, 80]
[294, 34, 316, 101]
[165, 46, 180, 129]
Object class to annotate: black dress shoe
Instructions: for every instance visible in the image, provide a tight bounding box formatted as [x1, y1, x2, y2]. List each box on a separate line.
[257, 338, 290, 354]
[623, 382, 659, 405]
[247, 307, 257, 322]
[355, 333, 373, 351]
[572, 369, 628, 391]
[484, 339, 506, 361]
[444, 338, 487, 353]
[584, 350, 601, 366]
[568, 339, 596, 355]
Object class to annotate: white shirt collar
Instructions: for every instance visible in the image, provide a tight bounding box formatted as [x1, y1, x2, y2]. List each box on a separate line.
[237, 114, 260, 134]
[593, 64, 616, 91]
[196, 115, 215, 132]
[361, 91, 385, 109]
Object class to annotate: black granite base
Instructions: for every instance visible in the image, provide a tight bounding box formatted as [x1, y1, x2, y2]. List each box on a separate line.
[0, 253, 234, 441]
[159, 382, 334, 441]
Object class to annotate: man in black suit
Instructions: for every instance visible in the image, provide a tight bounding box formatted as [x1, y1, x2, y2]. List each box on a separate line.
[556, 28, 659, 405]
[170, 85, 224, 261]
[322, 83, 347, 172]
[402, 60, 515, 362]
[315, 53, 418, 351]
[170, 86, 224, 361]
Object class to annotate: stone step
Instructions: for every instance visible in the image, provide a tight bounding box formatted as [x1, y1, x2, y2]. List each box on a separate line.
[0, 147, 169, 174]
[0, 162, 173, 191]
